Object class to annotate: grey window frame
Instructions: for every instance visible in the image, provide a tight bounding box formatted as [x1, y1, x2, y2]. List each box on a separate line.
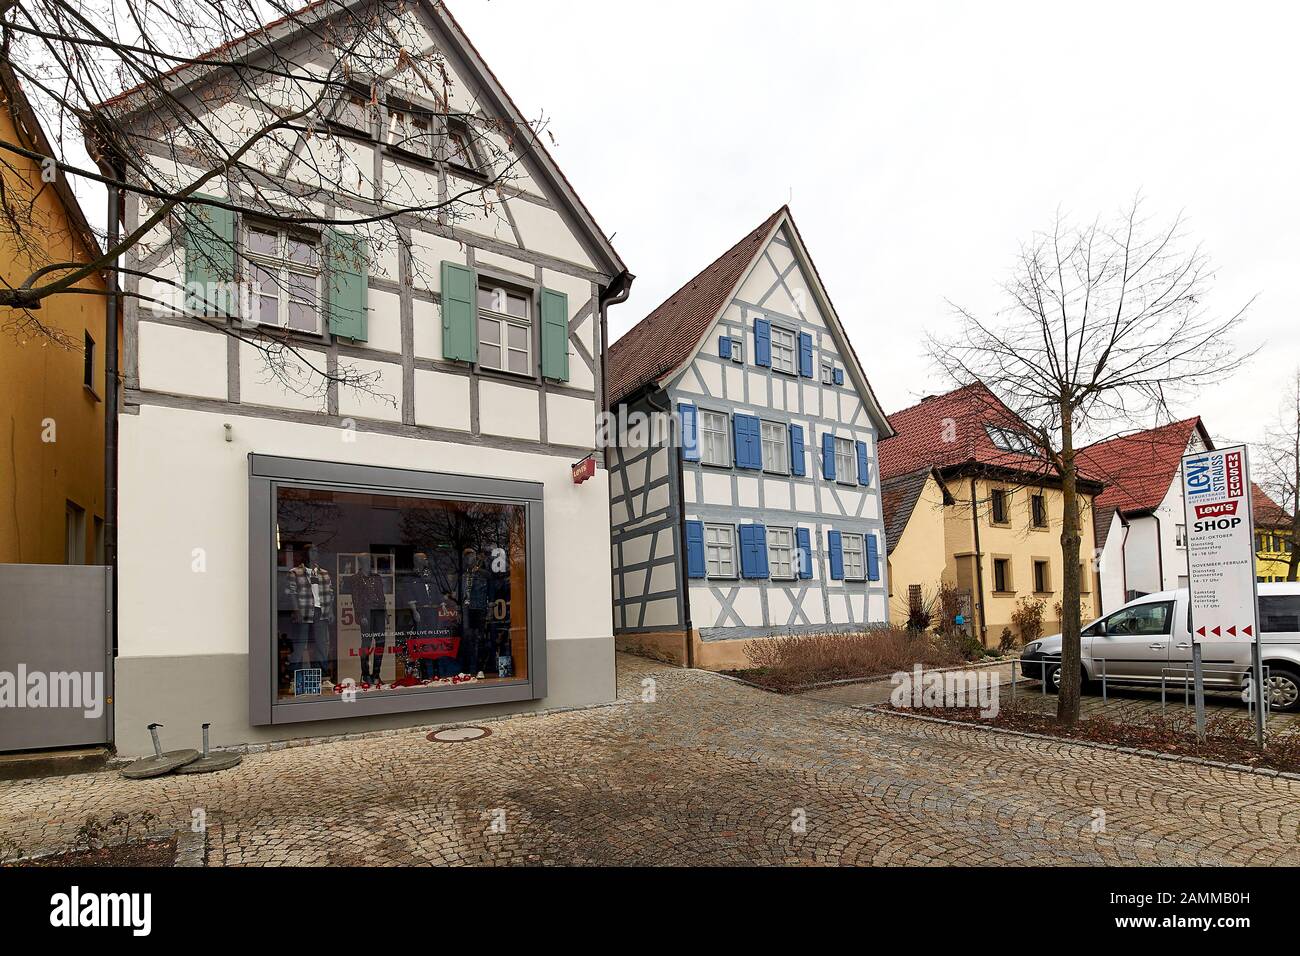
[841, 532, 866, 581]
[770, 325, 797, 375]
[247, 454, 547, 727]
[768, 526, 796, 581]
[761, 420, 789, 475]
[820, 362, 834, 385]
[699, 409, 731, 467]
[704, 523, 737, 580]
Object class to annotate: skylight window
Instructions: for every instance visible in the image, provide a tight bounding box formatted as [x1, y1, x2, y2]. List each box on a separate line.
[986, 425, 1037, 455]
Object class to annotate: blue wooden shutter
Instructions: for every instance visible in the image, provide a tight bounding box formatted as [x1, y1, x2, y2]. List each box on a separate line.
[540, 288, 569, 381]
[822, 432, 836, 481]
[866, 533, 881, 582]
[789, 424, 806, 477]
[856, 440, 870, 486]
[754, 318, 772, 367]
[833, 368, 844, 386]
[718, 335, 732, 360]
[734, 414, 760, 470]
[828, 531, 844, 581]
[799, 332, 813, 378]
[685, 521, 706, 579]
[326, 229, 368, 341]
[679, 403, 701, 462]
[183, 195, 236, 317]
[441, 261, 477, 362]
[796, 528, 813, 580]
[740, 525, 768, 579]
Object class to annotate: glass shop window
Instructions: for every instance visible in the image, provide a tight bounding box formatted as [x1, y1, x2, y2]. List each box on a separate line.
[274, 487, 529, 702]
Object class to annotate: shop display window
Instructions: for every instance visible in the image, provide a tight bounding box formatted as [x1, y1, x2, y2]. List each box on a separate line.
[273, 486, 530, 703]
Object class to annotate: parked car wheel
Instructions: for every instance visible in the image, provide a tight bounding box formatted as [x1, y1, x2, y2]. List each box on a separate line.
[1042, 662, 1061, 694]
[1267, 667, 1300, 713]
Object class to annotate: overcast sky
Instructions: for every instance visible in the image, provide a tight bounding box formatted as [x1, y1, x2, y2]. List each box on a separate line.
[452, 0, 1298, 448]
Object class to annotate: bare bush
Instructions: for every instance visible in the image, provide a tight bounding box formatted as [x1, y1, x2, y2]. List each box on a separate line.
[740, 627, 968, 692]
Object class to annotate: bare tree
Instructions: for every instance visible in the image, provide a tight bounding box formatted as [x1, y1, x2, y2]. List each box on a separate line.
[929, 199, 1252, 724]
[1, 0, 540, 396]
[1256, 368, 1300, 582]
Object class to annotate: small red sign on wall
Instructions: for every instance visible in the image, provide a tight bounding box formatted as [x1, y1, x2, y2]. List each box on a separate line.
[572, 455, 596, 485]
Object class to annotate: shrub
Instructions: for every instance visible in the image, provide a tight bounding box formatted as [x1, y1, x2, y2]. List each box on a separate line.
[740, 626, 968, 692]
[1011, 597, 1046, 646]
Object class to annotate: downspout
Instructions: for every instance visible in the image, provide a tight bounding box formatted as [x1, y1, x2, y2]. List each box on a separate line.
[1119, 514, 1131, 602]
[969, 475, 987, 643]
[598, 271, 633, 415]
[647, 387, 693, 668]
[105, 156, 122, 659]
[1151, 512, 1165, 591]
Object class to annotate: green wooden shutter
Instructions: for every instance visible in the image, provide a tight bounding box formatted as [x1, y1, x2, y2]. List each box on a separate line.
[540, 288, 569, 382]
[325, 229, 368, 341]
[441, 261, 477, 363]
[183, 195, 236, 317]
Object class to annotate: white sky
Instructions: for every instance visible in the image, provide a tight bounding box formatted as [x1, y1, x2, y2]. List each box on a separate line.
[452, 0, 1299, 449]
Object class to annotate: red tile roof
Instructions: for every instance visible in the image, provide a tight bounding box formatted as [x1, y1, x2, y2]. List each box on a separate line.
[878, 383, 1057, 482]
[1076, 418, 1210, 517]
[607, 208, 785, 406]
[1254, 483, 1293, 529]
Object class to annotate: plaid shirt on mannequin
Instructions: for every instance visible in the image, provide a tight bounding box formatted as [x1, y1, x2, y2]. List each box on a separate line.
[288, 565, 335, 623]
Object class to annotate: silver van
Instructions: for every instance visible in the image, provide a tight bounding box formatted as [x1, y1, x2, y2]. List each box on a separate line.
[1019, 583, 1300, 711]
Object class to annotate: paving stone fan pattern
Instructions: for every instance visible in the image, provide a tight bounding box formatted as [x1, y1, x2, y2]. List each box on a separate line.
[2, 656, 1298, 866]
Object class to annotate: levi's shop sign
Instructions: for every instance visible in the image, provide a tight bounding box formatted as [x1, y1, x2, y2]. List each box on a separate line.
[1181, 444, 1260, 643]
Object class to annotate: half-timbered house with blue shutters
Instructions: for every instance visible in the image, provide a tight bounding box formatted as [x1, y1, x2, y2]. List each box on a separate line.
[606, 207, 894, 671]
[92, 0, 634, 756]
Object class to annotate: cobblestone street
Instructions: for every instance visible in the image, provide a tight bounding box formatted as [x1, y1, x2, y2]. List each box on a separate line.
[3, 655, 1298, 866]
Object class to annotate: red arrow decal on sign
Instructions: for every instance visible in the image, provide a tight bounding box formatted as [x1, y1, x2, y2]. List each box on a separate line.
[1244, 625, 1254, 637]
[1198, 627, 1207, 637]
[1228, 626, 1237, 636]
[1212, 627, 1222, 637]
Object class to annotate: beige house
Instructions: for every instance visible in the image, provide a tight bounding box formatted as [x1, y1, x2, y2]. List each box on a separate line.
[881, 384, 1104, 645]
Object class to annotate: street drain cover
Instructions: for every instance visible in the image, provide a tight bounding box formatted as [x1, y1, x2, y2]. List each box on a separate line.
[428, 726, 492, 743]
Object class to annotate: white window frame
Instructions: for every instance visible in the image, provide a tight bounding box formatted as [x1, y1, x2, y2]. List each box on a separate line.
[477, 283, 533, 377]
[387, 106, 433, 159]
[986, 425, 1037, 455]
[760, 420, 788, 475]
[770, 325, 797, 375]
[820, 362, 834, 385]
[699, 410, 731, 467]
[1175, 524, 1188, 548]
[768, 526, 796, 580]
[730, 337, 744, 363]
[841, 532, 866, 581]
[705, 524, 737, 580]
[834, 436, 855, 484]
[243, 224, 322, 334]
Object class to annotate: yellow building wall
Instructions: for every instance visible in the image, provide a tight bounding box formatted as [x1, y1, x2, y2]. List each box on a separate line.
[0, 100, 108, 565]
[942, 476, 1100, 645]
[1257, 528, 1297, 583]
[886, 474, 951, 624]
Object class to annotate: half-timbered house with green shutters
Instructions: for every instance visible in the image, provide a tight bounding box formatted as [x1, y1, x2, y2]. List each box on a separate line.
[605, 208, 894, 670]
[94, 0, 632, 756]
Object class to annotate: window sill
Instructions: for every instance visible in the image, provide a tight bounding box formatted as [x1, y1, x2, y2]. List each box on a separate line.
[992, 590, 1017, 597]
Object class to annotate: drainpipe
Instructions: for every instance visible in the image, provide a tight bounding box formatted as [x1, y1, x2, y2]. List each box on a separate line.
[969, 476, 987, 643]
[105, 156, 122, 657]
[598, 271, 634, 414]
[1151, 512, 1165, 591]
[1119, 514, 1131, 604]
[647, 387, 693, 668]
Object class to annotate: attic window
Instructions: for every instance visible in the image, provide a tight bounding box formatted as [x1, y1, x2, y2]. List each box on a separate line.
[388, 105, 434, 159]
[447, 123, 482, 175]
[986, 425, 1037, 455]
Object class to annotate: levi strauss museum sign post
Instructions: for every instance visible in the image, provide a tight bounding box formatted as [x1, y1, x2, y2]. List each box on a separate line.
[1181, 445, 1264, 746]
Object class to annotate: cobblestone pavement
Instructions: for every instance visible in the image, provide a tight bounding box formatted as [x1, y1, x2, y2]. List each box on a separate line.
[3, 655, 1299, 866]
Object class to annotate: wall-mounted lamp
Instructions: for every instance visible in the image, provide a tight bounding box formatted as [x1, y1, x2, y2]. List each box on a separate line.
[224, 424, 233, 443]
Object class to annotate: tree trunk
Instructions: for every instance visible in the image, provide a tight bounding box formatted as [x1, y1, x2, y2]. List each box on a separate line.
[1057, 400, 1083, 726]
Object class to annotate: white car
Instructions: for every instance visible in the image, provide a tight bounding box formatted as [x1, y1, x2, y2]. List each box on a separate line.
[1019, 583, 1300, 712]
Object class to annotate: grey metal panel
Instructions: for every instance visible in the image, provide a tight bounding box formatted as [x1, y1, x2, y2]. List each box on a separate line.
[246, 454, 547, 728]
[0, 565, 112, 752]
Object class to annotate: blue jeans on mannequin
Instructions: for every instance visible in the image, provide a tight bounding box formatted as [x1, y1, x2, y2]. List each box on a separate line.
[291, 620, 332, 676]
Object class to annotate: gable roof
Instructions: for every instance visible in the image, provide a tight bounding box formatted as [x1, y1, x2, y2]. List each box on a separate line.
[93, 0, 627, 279]
[606, 206, 894, 437]
[879, 382, 1080, 484]
[1254, 483, 1293, 530]
[882, 468, 945, 555]
[1077, 418, 1212, 518]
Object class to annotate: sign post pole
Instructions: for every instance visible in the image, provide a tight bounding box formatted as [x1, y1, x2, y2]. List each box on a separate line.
[1180, 444, 1264, 750]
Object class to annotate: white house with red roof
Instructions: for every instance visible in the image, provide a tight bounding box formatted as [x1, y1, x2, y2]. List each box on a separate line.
[1078, 418, 1215, 614]
[604, 207, 894, 669]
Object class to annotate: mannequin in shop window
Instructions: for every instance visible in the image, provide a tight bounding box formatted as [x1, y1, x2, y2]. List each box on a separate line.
[459, 547, 491, 677]
[400, 551, 442, 681]
[346, 554, 388, 687]
[287, 546, 335, 681]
